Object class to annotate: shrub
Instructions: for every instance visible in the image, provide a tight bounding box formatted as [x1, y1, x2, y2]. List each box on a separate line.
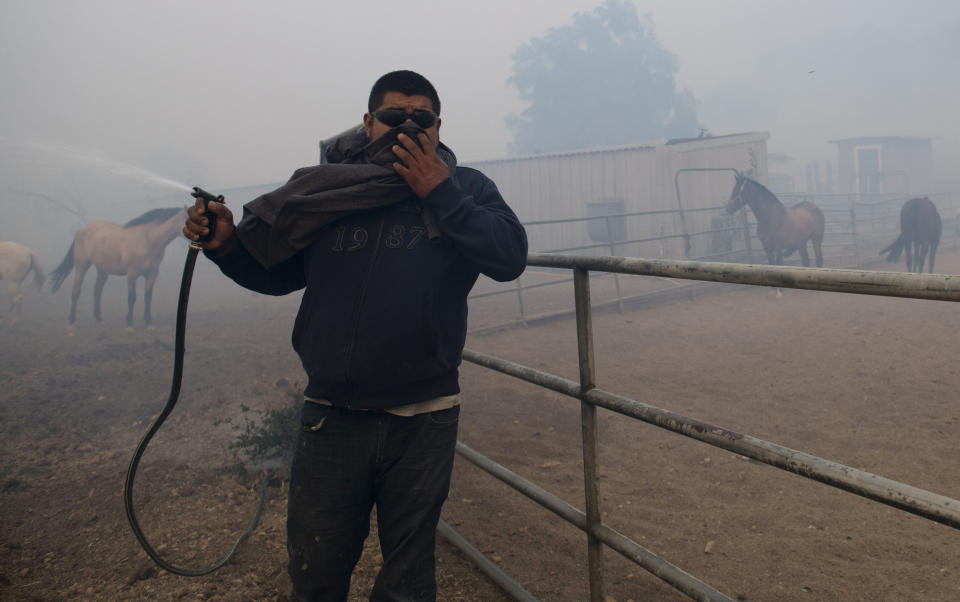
[229, 397, 301, 478]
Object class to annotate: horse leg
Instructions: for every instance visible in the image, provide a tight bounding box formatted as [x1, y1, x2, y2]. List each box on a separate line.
[798, 241, 811, 267]
[69, 264, 91, 325]
[126, 275, 137, 328]
[929, 241, 938, 273]
[142, 268, 159, 327]
[916, 243, 929, 274]
[905, 240, 914, 272]
[93, 269, 108, 323]
[812, 233, 824, 268]
[766, 247, 784, 297]
[2, 281, 21, 325]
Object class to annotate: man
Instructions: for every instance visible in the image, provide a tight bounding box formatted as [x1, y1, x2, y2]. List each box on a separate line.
[183, 70, 527, 601]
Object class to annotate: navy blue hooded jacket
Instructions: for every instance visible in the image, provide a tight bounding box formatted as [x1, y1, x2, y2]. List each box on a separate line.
[207, 168, 527, 409]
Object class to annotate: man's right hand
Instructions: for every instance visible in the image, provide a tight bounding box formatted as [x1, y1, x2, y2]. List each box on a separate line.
[184, 197, 237, 253]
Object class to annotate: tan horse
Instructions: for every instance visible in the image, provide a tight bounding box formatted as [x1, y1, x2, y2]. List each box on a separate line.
[726, 173, 825, 267]
[50, 207, 186, 327]
[0, 241, 46, 324]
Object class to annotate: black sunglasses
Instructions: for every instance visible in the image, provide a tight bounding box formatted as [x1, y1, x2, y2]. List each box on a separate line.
[371, 108, 438, 128]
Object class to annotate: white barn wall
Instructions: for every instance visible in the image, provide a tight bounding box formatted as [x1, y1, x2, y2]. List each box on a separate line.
[667, 134, 770, 258]
[467, 132, 769, 260]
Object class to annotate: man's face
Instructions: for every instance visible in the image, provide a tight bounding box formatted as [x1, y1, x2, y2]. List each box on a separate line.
[363, 91, 441, 143]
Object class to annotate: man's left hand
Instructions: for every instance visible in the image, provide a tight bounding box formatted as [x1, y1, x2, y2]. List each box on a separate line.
[392, 132, 449, 198]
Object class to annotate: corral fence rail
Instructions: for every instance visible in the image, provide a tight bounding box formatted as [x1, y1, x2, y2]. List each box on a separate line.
[443, 253, 960, 602]
[468, 188, 960, 334]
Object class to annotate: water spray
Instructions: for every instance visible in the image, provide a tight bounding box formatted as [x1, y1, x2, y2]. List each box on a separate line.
[4, 138, 195, 193]
[122, 187, 267, 577]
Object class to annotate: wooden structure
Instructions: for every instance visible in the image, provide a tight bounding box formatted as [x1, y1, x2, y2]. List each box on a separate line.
[829, 136, 934, 197]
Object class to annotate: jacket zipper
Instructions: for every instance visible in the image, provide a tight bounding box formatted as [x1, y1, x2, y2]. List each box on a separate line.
[342, 216, 386, 399]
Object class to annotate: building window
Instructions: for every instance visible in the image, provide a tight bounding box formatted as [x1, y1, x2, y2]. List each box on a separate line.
[854, 146, 882, 195]
[587, 200, 627, 243]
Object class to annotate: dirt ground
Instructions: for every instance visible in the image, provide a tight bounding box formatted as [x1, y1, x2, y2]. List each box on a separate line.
[2, 250, 960, 601]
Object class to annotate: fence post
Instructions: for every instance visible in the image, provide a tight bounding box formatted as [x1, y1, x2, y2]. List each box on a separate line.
[604, 215, 625, 314]
[514, 276, 528, 327]
[678, 209, 692, 260]
[574, 267, 604, 602]
[739, 209, 754, 263]
[951, 192, 959, 252]
[849, 195, 861, 267]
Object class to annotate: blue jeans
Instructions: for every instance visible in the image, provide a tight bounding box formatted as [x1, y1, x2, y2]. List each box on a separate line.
[287, 402, 460, 602]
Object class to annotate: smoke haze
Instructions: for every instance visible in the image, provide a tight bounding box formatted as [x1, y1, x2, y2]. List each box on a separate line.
[1, 0, 958, 257]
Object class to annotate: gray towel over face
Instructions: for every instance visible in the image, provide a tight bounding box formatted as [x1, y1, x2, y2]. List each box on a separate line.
[237, 123, 456, 268]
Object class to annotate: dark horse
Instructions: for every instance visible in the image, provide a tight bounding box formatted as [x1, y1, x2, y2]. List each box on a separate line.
[879, 197, 941, 273]
[726, 173, 825, 267]
[50, 207, 186, 328]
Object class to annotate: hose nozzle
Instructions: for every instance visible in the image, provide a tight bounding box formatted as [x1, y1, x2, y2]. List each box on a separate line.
[190, 186, 223, 204]
[189, 186, 224, 249]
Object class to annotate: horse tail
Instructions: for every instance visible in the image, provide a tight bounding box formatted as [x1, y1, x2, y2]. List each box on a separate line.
[29, 253, 47, 291]
[49, 242, 75, 293]
[879, 235, 905, 263]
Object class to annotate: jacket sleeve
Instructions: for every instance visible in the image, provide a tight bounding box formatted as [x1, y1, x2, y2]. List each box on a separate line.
[421, 171, 528, 281]
[203, 240, 306, 295]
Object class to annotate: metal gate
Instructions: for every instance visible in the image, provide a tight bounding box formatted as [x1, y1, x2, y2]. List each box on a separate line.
[442, 254, 960, 601]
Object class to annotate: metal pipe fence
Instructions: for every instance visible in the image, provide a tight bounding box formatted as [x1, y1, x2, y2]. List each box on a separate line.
[468, 189, 960, 334]
[444, 254, 960, 601]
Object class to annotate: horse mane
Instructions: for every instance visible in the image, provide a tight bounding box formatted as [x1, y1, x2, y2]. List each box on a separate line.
[123, 207, 182, 228]
[739, 176, 783, 208]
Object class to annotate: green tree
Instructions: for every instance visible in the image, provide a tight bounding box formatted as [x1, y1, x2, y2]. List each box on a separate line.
[507, 0, 699, 155]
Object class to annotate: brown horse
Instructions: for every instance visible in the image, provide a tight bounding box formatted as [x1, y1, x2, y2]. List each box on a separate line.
[879, 197, 941, 273]
[0, 241, 46, 324]
[726, 173, 825, 267]
[50, 207, 186, 327]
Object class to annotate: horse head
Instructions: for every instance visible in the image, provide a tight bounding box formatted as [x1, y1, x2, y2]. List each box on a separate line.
[726, 172, 748, 214]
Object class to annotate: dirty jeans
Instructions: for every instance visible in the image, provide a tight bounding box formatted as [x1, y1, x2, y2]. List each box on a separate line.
[287, 401, 460, 602]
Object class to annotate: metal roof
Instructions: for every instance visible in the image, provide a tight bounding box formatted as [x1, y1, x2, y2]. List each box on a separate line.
[466, 132, 768, 166]
[828, 135, 932, 145]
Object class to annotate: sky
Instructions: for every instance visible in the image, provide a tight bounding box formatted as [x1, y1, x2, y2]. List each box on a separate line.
[1, 0, 959, 220]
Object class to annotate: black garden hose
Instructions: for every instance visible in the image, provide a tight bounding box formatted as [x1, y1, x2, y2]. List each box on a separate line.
[122, 244, 267, 576]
